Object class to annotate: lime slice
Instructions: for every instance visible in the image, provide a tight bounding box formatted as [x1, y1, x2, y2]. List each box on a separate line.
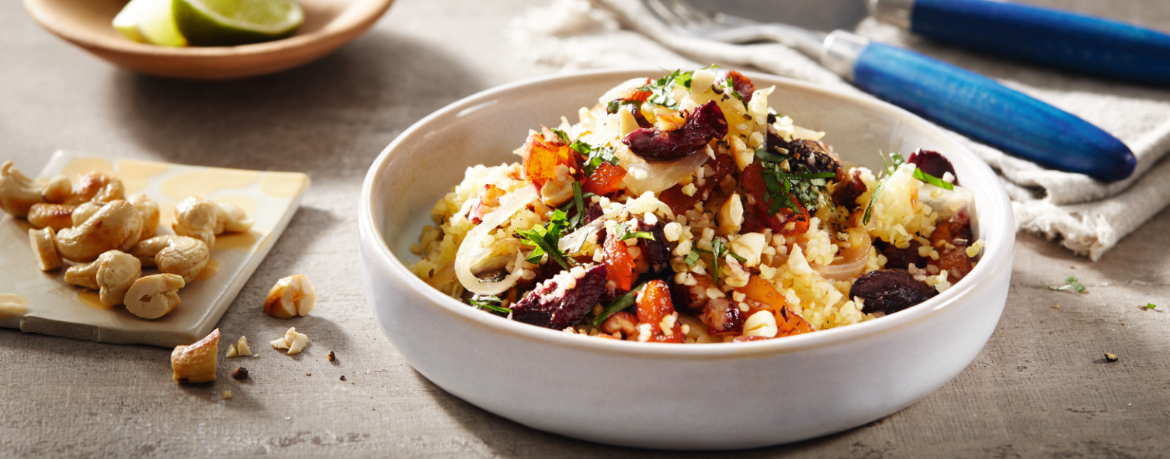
[174, 0, 304, 47]
[112, 0, 189, 47]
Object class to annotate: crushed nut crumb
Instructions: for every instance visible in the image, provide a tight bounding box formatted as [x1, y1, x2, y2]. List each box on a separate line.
[340, 375, 347, 381]
[222, 390, 232, 400]
[327, 350, 336, 362]
[1104, 353, 1118, 362]
[231, 367, 249, 380]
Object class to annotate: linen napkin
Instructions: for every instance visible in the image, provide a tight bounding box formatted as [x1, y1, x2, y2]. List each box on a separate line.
[508, 0, 1170, 260]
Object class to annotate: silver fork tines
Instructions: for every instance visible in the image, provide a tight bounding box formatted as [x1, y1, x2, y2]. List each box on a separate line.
[642, 0, 825, 60]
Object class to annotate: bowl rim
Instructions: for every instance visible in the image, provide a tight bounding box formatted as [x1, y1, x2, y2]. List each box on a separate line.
[22, 0, 394, 58]
[359, 67, 1016, 360]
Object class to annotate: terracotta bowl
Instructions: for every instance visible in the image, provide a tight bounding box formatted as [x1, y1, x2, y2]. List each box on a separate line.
[358, 69, 1016, 449]
[24, 0, 394, 80]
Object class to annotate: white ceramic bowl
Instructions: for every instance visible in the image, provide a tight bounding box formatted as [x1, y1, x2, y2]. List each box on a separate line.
[359, 69, 1015, 450]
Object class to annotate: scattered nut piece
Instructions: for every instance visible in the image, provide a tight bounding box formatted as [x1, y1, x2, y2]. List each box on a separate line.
[236, 336, 252, 357]
[42, 175, 73, 204]
[71, 202, 102, 227]
[125, 274, 184, 319]
[222, 390, 232, 400]
[1104, 353, 1119, 362]
[263, 274, 316, 318]
[327, 350, 336, 362]
[55, 200, 143, 262]
[231, 367, 248, 379]
[226, 344, 238, 358]
[173, 196, 253, 247]
[127, 194, 160, 244]
[27, 203, 76, 231]
[339, 375, 346, 381]
[28, 227, 62, 271]
[270, 327, 310, 355]
[171, 328, 219, 383]
[63, 250, 142, 306]
[70, 172, 124, 205]
[0, 161, 45, 217]
[131, 235, 209, 283]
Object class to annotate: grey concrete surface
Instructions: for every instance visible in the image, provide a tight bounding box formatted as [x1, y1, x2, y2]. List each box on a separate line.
[2, 0, 1169, 457]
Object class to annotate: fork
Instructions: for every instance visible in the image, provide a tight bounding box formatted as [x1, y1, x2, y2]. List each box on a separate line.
[643, 0, 1137, 182]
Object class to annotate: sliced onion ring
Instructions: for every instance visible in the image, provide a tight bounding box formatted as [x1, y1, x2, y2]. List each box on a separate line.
[455, 186, 538, 296]
[814, 229, 872, 281]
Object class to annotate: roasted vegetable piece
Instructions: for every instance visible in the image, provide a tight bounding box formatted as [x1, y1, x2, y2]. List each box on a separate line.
[831, 169, 868, 211]
[658, 154, 735, 215]
[510, 265, 607, 329]
[930, 217, 974, 282]
[603, 231, 635, 292]
[850, 269, 937, 315]
[582, 162, 627, 196]
[623, 101, 729, 162]
[635, 280, 684, 343]
[716, 70, 756, 103]
[699, 297, 744, 335]
[775, 305, 814, 337]
[639, 223, 672, 275]
[879, 239, 929, 270]
[740, 163, 811, 236]
[522, 129, 574, 188]
[908, 149, 957, 184]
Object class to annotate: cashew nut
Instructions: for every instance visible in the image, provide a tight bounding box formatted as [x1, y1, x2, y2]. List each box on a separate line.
[171, 328, 218, 383]
[68, 171, 124, 205]
[270, 327, 309, 355]
[28, 227, 62, 271]
[126, 273, 185, 320]
[130, 235, 209, 283]
[55, 200, 142, 262]
[0, 161, 45, 217]
[717, 193, 744, 236]
[71, 202, 102, 227]
[27, 203, 75, 231]
[173, 196, 253, 247]
[64, 250, 142, 306]
[127, 194, 160, 243]
[42, 175, 73, 204]
[263, 274, 316, 318]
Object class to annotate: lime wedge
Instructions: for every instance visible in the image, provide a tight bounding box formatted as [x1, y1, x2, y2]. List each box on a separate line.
[174, 0, 304, 46]
[112, 0, 189, 47]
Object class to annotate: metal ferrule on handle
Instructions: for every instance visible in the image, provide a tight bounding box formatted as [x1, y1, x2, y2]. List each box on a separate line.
[818, 31, 1136, 181]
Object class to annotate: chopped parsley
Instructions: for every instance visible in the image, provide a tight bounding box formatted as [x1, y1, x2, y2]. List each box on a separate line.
[1044, 276, 1087, 294]
[617, 223, 655, 242]
[548, 128, 571, 145]
[593, 282, 646, 326]
[753, 146, 835, 216]
[1145, 303, 1157, 310]
[684, 250, 701, 266]
[637, 66, 717, 109]
[862, 151, 953, 226]
[518, 209, 576, 270]
[469, 295, 510, 316]
[569, 139, 619, 176]
[694, 238, 744, 284]
[721, 78, 747, 107]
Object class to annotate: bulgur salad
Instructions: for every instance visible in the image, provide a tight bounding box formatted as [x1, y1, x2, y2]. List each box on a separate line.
[410, 68, 984, 344]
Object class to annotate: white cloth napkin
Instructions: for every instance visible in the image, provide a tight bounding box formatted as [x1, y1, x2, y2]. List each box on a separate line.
[508, 0, 1170, 260]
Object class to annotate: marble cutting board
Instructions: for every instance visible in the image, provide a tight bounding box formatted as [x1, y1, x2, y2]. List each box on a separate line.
[0, 151, 309, 347]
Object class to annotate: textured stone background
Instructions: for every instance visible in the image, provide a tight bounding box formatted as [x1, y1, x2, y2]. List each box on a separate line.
[2, 0, 1169, 457]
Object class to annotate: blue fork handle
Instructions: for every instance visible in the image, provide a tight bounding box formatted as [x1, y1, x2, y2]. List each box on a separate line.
[877, 0, 1170, 85]
[824, 32, 1136, 181]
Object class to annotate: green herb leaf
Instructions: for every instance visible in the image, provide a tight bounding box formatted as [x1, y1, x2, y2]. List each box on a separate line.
[913, 168, 955, 191]
[593, 282, 646, 326]
[616, 223, 655, 242]
[469, 295, 511, 315]
[518, 210, 576, 270]
[569, 139, 619, 177]
[684, 250, 700, 266]
[549, 128, 571, 145]
[1145, 303, 1157, 310]
[1043, 276, 1087, 294]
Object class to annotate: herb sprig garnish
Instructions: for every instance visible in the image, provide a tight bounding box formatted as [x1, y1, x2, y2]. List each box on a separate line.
[753, 147, 835, 216]
[568, 138, 618, 177]
[594, 282, 647, 326]
[1044, 276, 1087, 294]
[469, 295, 510, 315]
[518, 209, 576, 270]
[616, 223, 655, 242]
[636, 66, 718, 110]
[693, 238, 745, 284]
[1144, 303, 1157, 310]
